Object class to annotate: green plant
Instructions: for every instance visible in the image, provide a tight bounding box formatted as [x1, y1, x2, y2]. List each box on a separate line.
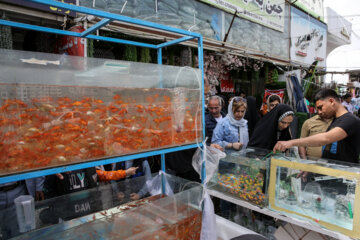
[87, 39, 94, 58]
[272, 68, 279, 82]
[0, 13, 13, 49]
[140, 48, 151, 63]
[124, 45, 137, 62]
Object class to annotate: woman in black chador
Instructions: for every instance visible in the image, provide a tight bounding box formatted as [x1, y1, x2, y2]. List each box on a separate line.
[248, 104, 294, 150]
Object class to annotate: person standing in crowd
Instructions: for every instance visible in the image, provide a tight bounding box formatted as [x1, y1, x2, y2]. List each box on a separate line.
[224, 93, 235, 115]
[273, 89, 360, 163]
[212, 97, 249, 152]
[261, 94, 282, 116]
[165, 148, 200, 183]
[110, 158, 152, 201]
[342, 93, 355, 114]
[227, 94, 235, 105]
[239, 90, 246, 98]
[298, 113, 333, 159]
[248, 104, 294, 151]
[211, 96, 249, 219]
[0, 177, 44, 238]
[244, 96, 260, 138]
[267, 94, 281, 112]
[354, 94, 360, 116]
[40, 166, 138, 224]
[205, 95, 225, 145]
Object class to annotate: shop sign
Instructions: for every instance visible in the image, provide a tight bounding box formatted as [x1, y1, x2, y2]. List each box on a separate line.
[198, 0, 285, 32]
[1, 0, 76, 17]
[326, 8, 351, 43]
[293, 0, 324, 22]
[220, 73, 234, 93]
[290, 7, 327, 68]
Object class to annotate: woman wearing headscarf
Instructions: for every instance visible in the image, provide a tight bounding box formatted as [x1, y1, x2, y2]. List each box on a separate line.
[248, 104, 294, 150]
[211, 97, 249, 219]
[211, 97, 249, 152]
[244, 96, 260, 138]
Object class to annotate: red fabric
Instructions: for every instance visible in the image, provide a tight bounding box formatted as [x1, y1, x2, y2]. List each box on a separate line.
[260, 89, 285, 115]
[55, 25, 85, 57]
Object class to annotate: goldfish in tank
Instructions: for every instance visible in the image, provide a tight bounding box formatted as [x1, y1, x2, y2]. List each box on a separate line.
[0, 88, 202, 175]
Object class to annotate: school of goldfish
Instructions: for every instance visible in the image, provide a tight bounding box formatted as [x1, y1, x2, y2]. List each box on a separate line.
[0, 88, 202, 175]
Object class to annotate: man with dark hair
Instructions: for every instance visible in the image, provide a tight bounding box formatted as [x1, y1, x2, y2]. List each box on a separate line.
[267, 94, 281, 112]
[205, 95, 225, 145]
[342, 93, 354, 114]
[273, 88, 360, 163]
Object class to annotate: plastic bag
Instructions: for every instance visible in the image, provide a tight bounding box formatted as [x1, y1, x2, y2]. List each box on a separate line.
[192, 145, 224, 240]
[145, 171, 174, 196]
[200, 190, 217, 240]
[192, 145, 226, 184]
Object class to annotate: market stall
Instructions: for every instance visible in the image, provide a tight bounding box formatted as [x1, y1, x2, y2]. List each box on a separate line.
[0, 1, 207, 239]
[208, 148, 358, 239]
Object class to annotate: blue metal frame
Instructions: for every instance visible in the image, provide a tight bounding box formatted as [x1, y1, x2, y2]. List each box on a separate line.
[0, 0, 206, 186]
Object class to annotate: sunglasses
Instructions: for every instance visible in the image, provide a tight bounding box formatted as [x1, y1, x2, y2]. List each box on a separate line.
[233, 97, 247, 103]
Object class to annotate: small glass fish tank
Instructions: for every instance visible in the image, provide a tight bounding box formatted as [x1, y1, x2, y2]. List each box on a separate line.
[0, 49, 202, 176]
[209, 147, 272, 207]
[12, 184, 203, 240]
[268, 156, 360, 238]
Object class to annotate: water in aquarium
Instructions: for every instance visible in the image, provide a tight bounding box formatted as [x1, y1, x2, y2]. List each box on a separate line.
[14, 187, 202, 240]
[210, 148, 271, 207]
[274, 165, 355, 231]
[0, 49, 202, 175]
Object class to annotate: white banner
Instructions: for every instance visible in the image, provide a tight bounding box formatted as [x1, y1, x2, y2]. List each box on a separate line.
[199, 0, 285, 32]
[290, 7, 327, 67]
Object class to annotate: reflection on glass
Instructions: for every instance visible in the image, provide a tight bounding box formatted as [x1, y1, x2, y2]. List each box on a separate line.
[273, 163, 355, 231]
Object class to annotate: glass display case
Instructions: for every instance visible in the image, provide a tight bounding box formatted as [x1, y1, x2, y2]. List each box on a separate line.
[12, 183, 202, 240]
[0, 173, 200, 239]
[268, 156, 360, 238]
[209, 147, 272, 207]
[0, 49, 202, 176]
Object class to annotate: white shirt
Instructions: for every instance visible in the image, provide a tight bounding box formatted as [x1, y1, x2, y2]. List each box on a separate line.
[215, 116, 223, 122]
[342, 101, 354, 113]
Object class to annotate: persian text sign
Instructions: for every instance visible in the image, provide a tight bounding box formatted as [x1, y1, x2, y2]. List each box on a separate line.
[293, 0, 324, 21]
[290, 7, 327, 67]
[198, 0, 285, 32]
[220, 80, 234, 93]
[220, 73, 234, 93]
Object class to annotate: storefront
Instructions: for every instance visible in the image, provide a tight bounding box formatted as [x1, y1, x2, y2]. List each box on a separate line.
[4, 2, 359, 240]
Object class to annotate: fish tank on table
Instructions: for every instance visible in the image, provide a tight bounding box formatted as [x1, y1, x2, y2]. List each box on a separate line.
[12, 184, 203, 240]
[1, 173, 199, 239]
[0, 49, 202, 176]
[209, 147, 272, 207]
[268, 156, 360, 238]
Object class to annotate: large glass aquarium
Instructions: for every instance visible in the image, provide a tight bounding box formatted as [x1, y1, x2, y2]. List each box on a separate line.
[14, 187, 202, 240]
[209, 147, 272, 207]
[268, 156, 360, 238]
[2, 173, 202, 239]
[0, 49, 202, 176]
